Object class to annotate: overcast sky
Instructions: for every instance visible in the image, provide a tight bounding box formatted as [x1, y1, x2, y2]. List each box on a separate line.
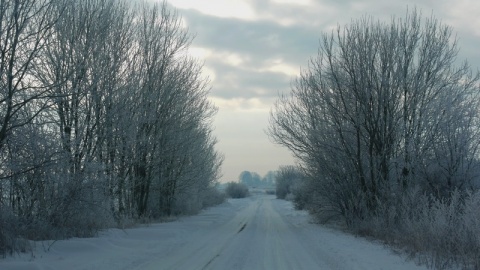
[161, 0, 480, 182]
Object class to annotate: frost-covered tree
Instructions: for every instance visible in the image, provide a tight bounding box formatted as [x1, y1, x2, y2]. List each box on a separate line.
[275, 166, 303, 199]
[269, 9, 480, 222]
[0, 0, 59, 164]
[1, 0, 223, 255]
[262, 171, 277, 186]
[239, 171, 253, 186]
[119, 2, 222, 218]
[225, 182, 249, 198]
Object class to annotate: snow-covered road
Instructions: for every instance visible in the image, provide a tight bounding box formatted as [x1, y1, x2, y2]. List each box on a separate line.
[1, 194, 427, 270]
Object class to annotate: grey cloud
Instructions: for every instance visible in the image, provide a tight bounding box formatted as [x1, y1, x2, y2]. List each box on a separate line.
[207, 59, 292, 99]
[182, 8, 320, 67]
[176, 2, 480, 101]
[176, 8, 318, 100]
[457, 34, 480, 70]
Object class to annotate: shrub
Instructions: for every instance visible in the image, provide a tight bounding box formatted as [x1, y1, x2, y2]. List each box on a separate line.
[202, 187, 226, 208]
[265, 190, 276, 195]
[0, 207, 22, 257]
[351, 188, 480, 270]
[290, 177, 312, 211]
[225, 182, 249, 198]
[0, 174, 114, 257]
[275, 166, 304, 199]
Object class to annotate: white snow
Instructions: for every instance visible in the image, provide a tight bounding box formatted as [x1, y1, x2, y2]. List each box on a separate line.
[0, 193, 427, 270]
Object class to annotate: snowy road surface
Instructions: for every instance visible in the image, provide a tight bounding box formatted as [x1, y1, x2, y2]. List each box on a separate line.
[0, 193, 426, 270]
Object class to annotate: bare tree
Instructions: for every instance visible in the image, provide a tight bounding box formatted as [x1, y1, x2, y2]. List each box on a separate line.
[1, 0, 223, 254]
[275, 165, 303, 199]
[0, 0, 60, 156]
[0, 0, 64, 254]
[269, 9, 480, 222]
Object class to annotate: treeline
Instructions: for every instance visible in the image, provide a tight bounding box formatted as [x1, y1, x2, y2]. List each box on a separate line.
[269, 10, 480, 269]
[238, 170, 275, 188]
[0, 0, 223, 255]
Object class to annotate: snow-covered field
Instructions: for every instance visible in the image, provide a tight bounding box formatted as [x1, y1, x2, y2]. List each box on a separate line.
[0, 194, 427, 270]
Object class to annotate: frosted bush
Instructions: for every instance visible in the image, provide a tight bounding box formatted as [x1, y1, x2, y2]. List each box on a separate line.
[358, 189, 480, 269]
[225, 182, 249, 198]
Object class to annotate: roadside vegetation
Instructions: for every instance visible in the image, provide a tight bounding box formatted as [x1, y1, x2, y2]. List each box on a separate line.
[270, 9, 480, 269]
[225, 182, 250, 199]
[0, 0, 224, 256]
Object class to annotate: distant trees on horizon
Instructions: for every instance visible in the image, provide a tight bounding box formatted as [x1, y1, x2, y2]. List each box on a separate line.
[237, 170, 276, 188]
